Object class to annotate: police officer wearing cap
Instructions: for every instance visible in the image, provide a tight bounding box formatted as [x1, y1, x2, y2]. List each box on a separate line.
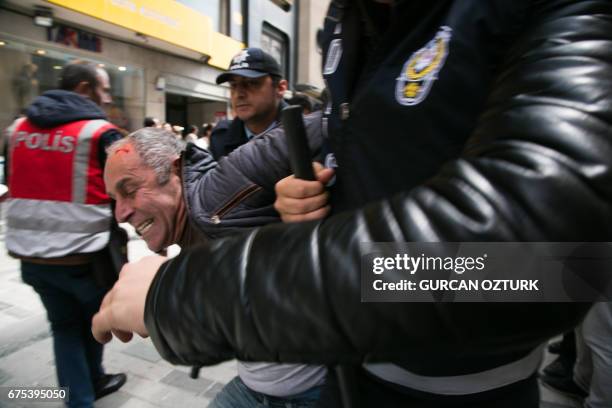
[207, 47, 325, 408]
[210, 48, 289, 160]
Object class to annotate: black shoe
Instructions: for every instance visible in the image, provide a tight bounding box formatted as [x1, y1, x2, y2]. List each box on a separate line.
[547, 340, 563, 355]
[94, 373, 127, 400]
[540, 373, 588, 400]
[542, 356, 573, 379]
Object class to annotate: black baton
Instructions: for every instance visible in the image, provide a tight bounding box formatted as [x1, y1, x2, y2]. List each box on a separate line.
[281, 105, 359, 408]
[281, 105, 316, 181]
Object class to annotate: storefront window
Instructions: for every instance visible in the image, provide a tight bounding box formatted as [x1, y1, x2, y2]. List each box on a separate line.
[0, 39, 144, 137]
[261, 23, 289, 79]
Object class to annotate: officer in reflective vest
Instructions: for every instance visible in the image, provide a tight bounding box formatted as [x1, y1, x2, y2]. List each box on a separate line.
[4, 61, 126, 408]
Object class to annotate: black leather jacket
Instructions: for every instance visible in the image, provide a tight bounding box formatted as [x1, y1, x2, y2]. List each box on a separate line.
[145, 0, 612, 377]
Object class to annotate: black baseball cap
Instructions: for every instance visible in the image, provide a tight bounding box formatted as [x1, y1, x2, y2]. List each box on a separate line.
[216, 48, 283, 84]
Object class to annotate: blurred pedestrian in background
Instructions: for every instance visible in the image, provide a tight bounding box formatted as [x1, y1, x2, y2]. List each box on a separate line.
[143, 116, 160, 128]
[286, 92, 313, 114]
[184, 124, 198, 143]
[195, 123, 213, 150]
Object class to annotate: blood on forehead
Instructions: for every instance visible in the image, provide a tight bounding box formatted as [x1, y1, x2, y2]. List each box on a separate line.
[113, 145, 132, 155]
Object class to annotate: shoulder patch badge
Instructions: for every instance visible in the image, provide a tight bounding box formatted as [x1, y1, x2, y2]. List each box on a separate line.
[395, 26, 452, 106]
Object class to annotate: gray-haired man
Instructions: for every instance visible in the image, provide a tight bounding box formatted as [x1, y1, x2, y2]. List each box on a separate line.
[103, 122, 325, 407]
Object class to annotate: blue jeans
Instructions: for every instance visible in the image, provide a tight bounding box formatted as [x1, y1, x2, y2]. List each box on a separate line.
[209, 376, 321, 408]
[21, 262, 108, 408]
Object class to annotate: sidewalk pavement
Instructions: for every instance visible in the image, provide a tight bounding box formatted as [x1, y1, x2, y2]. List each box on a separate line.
[0, 223, 236, 408]
[0, 216, 582, 408]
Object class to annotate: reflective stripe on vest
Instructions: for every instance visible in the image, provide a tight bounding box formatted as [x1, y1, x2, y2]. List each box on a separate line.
[364, 344, 545, 395]
[5, 199, 111, 258]
[73, 119, 108, 204]
[5, 117, 26, 145]
[6, 118, 113, 257]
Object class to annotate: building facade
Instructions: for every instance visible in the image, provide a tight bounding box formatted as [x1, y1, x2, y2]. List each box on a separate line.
[0, 0, 323, 135]
[296, 0, 326, 91]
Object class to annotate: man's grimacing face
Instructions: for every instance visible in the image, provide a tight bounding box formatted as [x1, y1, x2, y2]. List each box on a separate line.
[104, 143, 183, 252]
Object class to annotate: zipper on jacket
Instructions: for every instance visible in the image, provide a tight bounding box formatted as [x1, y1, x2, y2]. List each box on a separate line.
[210, 184, 262, 224]
[339, 103, 350, 120]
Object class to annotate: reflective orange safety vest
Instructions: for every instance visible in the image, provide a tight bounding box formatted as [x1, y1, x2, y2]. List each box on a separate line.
[5, 117, 116, 258]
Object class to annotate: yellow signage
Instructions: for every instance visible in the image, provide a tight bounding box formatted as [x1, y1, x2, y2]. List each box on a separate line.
[46, 0, 243, 69]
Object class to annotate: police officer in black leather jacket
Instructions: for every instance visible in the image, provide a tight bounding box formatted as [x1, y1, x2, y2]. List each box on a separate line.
[93, 1, 612, 407]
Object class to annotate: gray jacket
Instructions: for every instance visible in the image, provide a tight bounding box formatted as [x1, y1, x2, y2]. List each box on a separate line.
[182, 111, 322, 239]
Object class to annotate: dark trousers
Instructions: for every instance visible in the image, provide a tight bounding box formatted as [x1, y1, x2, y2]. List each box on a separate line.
[559, 330, 577, 366]
[21, 262, 108, 408]
[318, 367, 539, 408]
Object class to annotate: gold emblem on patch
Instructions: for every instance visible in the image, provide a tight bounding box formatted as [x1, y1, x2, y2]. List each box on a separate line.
[396, 26, 452, 106]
